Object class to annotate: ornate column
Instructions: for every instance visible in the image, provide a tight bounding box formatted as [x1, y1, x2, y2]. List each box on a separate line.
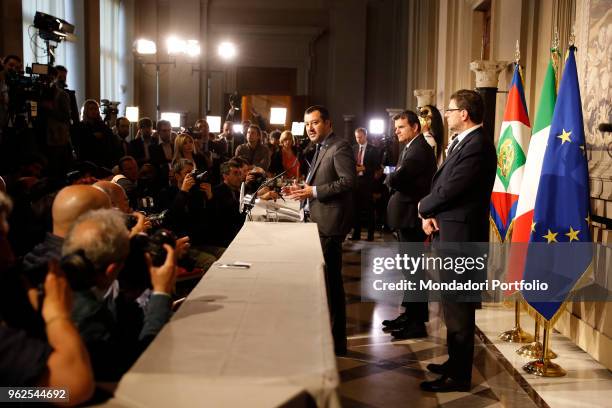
[413, 89, 436, 108]
[469, 60, 508, 142]
[343, 114, 356, 145]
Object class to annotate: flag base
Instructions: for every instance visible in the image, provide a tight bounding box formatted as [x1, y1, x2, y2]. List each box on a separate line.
[523, 359, 566, 377]
[516, 341, 557, 359]
[499, 326, 534, 343]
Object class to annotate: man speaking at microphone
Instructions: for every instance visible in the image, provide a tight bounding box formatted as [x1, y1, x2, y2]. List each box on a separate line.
[284, 105, 356, 355]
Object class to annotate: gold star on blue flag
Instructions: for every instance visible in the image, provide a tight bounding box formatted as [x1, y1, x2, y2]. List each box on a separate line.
[522, 46, 592, 321]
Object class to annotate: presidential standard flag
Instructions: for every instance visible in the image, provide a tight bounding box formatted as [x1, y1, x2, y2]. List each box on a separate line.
[504, 52, 558, 293]
[490, 64, 531, 242]
[521, 46, 592, 321]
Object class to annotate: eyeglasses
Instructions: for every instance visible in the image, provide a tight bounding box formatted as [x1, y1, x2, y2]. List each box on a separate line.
[444, 108, 463, 114]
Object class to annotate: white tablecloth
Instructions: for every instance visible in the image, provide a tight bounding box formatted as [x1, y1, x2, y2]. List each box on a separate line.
[110, 222, 339, 408]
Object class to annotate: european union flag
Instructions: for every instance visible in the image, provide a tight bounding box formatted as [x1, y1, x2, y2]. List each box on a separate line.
[521, 46, 592, 321]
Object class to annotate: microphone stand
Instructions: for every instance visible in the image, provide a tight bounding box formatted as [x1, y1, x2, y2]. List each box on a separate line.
[241, 157, 300, 219]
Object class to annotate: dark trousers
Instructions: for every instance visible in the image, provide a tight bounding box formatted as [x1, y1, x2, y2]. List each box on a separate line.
[398, 227, 429, 324]
[442, 301, 476, 383]
[352, 181, 375, 237]
[319, 235, 347, 352]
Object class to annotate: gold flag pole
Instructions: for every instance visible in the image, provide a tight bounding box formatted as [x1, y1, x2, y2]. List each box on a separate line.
[516, 314, 557, 358]
[498, 41, 534, 344]
[523, 319, 566, 376]
[499, 300, 534, 343]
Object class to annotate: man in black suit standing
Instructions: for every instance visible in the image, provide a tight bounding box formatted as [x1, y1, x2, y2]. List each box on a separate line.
[285, 105, 356, 355]
[418, 90, 496, 392]
[383, 110, 437, 339]
[351, 127, 382, 241]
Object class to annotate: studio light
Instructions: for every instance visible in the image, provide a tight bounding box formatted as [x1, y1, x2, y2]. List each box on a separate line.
[135, 39, 156, 55]
[369, 119, 385, 135]
[291, 122, 305, 135]
[232, 124, 243, 134]
[161, 112, 181, 128]
[126, 106, 139, 123]
[186, 40, 201, 57]
[218, 41, 237, 60]
[270, 108, 287, 125]
[207, 116, 221, 133]
[166, 36, 186, 55]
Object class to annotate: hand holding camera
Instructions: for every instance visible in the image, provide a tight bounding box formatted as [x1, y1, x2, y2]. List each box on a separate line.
[181, 173, 196, 192]
[199, 182, 213, 200]
[145, 243, 177, 295]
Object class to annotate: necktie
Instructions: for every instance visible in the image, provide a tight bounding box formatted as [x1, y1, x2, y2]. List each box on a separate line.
[306, 144, 321, 184]
[358, 146, 364, 166]
[447, 136, 460, 155]
[398, 147, 408, 166]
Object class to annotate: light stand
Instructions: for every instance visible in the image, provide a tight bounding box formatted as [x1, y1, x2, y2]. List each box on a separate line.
[138, 60, 175, 122]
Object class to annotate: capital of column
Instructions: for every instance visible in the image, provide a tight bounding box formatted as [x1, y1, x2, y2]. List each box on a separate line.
[469, 60, 509, 88]
[413, 89, 435, 108]
[385, 108, 404, 118]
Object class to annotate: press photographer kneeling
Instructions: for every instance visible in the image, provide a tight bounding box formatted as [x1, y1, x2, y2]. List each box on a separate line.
[158, 158, 221, 271]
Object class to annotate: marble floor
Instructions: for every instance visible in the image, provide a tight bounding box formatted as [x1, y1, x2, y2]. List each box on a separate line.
[338, 234, 612, 408]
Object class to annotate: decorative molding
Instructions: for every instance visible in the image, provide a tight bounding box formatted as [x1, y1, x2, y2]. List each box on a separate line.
[469, 60, 509, 87]
[413, 89, 436, 107]
[385, 108, 404, 118]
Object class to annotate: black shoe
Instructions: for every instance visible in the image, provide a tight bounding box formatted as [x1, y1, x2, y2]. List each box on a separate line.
[426, 363, 449, 375]
[420, 376, 470, 393]
[382, 313, 408, 329]
[391, 324, 427, 339]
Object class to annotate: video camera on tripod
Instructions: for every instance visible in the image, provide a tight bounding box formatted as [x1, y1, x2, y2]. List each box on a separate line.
[5, 12, 75, 129]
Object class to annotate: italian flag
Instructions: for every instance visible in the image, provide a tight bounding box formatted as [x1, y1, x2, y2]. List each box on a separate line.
[490, 64, 531, 242]
[505, 54, 558, 291]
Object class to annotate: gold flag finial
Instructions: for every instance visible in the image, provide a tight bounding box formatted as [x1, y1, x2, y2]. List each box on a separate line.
[569, 26, 576, 47]
[514, 40, 521, 64]
[552, 28, 560, 52]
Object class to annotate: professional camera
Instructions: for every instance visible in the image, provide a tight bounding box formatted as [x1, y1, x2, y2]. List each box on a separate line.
[146, 210, 168, 229]
[119, 229, 177, 295]
[125, 210, 168, 231]
[190, 169, 209, 183]
[100, 99, 120, 127]
[4, 64, 54, 128]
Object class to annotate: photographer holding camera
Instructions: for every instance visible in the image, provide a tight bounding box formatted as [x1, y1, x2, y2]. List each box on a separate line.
[158, 158, 219, 269]
[61, 208, 176, 381]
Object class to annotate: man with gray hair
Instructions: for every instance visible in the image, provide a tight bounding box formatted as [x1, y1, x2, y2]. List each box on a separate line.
[62, 208, 177, 380]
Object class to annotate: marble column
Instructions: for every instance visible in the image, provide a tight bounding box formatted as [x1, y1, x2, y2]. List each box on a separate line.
[469, 60, 508, 142]
[413, 89, 436, 109]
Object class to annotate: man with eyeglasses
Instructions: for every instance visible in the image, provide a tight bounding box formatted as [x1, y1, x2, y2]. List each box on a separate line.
[417, 89, 497, 392]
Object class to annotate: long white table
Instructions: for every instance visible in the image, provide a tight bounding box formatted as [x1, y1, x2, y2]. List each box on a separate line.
[110, 222, 339, 408]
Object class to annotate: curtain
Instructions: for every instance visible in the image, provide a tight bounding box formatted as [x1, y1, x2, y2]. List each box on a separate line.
[100, 0, 131, 111]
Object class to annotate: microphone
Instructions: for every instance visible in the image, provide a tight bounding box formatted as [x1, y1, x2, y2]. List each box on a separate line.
[598, 123, 612, 133]
[242, 164, 296, 216]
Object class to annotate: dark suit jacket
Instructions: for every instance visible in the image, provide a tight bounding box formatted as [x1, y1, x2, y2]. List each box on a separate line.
[353, 144, 382, 181]
[419, 127, 497, 242]
[210, 182, 245, 247]
[386, 134, 437, 230]
[307, 133, 356, 237]
[128, 137, 165, 167]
